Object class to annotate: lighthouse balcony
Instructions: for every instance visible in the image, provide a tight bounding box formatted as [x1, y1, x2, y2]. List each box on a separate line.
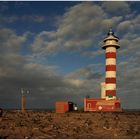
[102, 43, 120, 49]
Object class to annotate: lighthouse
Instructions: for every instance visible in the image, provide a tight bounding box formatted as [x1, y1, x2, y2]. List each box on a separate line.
[84, 29, 121, 112]
[102, 29, 120, 100]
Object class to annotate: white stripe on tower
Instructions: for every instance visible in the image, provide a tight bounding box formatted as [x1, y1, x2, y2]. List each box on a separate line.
[105, 84, 116, 90]
[106, 71, 116, 78]
[106, 47, 116, 53]
[106, 58, 116, 65]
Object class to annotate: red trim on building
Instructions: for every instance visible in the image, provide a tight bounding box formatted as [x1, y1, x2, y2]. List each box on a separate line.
[106, 52, 116, 59]
[106, 90, 116, 96]
[106, 78, 116, 83]
[106, 65, 116, 71]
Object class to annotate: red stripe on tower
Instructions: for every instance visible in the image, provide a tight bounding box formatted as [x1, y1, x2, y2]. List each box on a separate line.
[106, 65, 116, 71]
[106, 90, 116, 96]
[106, 78, 116, 84]
[106, 52, 116, 59]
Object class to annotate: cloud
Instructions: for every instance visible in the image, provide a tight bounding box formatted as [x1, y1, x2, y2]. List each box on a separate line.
[0, 28, 28, 54]
[63, 79, 84, 87]
[116, 20, 140, 108]
[29, 2, 140, 109]
[0, 2, 140, 109]
[0, 28, 30, 79]
[81, 50, 104, 58]
[0, 58, 104, 109]
[101, 16, 123, 31]
[0, 28, 104, 109]
[66, 64, 104, 80]
[117, 20, 132, 33]
[118, 35, 140, 56]
[31, 2, 129, 59]
[57, 2, 106, 49]
[117, 60, 140, 109]
[22, 2, 140, 109]
[102, 1, 130, 15]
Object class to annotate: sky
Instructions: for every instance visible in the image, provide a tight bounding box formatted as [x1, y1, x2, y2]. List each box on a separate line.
[0, 1, 140, 109]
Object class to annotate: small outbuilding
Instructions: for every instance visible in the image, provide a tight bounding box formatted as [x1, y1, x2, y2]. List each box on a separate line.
[55, 101, 76, 113]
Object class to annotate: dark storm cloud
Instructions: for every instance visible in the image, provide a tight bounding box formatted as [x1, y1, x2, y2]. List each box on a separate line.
[0, 28, 64, 108]
[0, 28, 102, 109]
[66, 64, 104, 80]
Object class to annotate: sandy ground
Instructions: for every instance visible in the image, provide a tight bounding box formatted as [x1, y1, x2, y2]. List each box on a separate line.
[0, 110, 140, 139]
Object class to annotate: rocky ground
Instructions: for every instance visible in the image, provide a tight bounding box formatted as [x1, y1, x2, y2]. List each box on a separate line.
[0, 110, 140, 139]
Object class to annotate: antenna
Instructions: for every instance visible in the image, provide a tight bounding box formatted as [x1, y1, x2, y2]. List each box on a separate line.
[108, 28, 114, 35]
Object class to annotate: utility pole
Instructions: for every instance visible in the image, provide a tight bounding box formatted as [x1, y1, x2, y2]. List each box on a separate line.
[21, 88, 29, 113]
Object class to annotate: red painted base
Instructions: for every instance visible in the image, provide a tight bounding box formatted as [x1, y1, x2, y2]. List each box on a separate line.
[84, 98, 121, 112]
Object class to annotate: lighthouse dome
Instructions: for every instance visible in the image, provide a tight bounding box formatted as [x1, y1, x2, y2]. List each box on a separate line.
[102, 29, 120, 50]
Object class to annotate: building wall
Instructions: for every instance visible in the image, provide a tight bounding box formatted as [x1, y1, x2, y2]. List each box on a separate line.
[84, 98, 121, 112]
[55, 101, 69, 113]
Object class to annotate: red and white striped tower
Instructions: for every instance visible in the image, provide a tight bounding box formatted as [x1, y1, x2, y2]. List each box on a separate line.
[102, 29, 120, 100]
